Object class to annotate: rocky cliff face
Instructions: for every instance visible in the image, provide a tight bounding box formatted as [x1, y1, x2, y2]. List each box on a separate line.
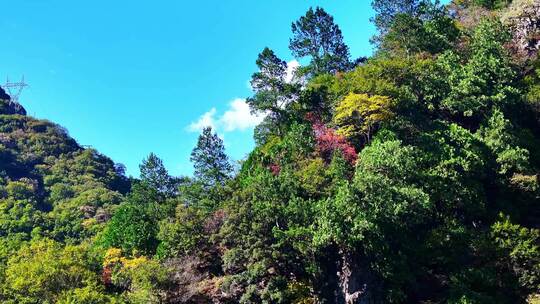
[0, 86, 10, 101]
[0, 87, 26, 115]
[502, 0, 540, 59]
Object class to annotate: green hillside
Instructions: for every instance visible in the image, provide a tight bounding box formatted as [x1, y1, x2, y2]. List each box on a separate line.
[1, 0, 540, 303]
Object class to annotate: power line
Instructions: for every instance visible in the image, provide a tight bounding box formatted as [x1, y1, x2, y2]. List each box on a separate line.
[3, 76, 28, 103]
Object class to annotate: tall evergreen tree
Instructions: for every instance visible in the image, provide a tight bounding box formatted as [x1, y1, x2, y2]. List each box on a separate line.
[139, 153, 176, 197]
[249, 47, 290, 113]
[247, 47, 299, 142]
[371, 0, 458, 55]
[371, 0, 422, 34]
[190, 127, 233, 187]
[289, 7, 351, 76]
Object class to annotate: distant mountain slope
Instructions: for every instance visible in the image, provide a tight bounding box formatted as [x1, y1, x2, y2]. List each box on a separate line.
[0, 98, 129, 243]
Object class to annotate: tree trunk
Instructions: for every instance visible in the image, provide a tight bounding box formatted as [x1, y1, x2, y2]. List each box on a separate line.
[337, 249, 375, 304]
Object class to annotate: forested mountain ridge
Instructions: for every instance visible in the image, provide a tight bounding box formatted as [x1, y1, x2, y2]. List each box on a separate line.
[0, 95, 130, 240]
[1, 0, 540, 303]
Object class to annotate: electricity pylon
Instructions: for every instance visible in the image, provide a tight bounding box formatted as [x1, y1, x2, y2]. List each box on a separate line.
[3, 76, 28, 103]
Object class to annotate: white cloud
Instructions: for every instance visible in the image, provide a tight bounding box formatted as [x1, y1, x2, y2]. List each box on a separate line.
[221, 98, 265, 132]
[187, 99, 266, 133]
[285, 60, 300, 83]
[187, 107, 216, 132]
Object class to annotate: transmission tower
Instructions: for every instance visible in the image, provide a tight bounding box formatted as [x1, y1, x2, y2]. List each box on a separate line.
[3, 76, 28, 103]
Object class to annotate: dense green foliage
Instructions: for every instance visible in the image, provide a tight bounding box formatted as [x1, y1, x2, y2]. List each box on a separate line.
[190, 127, 233, 188]
[289, 7, 351, 75]
[1, 1, 540, 303]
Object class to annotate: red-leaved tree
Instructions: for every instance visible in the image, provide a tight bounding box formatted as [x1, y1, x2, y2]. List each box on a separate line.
[306, 113, 357, 164]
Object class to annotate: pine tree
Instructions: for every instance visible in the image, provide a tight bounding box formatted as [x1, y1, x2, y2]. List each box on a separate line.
[289, 7, 351, 76]
[371, 0, 458, 55]
[371, 0, 421, 34]
[139, 152, 176, 196]
[249, 47, 289, 113]
[247, 47, 299, 141]
[190, 127, 233, 187]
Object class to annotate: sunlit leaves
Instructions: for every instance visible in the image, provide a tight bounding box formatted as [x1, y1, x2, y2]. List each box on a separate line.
[334, 93, 394, 142]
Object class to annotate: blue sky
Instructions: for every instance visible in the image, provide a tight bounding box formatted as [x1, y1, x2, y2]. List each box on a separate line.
[0, 0, 378, 177]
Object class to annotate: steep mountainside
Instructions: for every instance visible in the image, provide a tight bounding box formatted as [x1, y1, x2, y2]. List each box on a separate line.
[1, 1, 540, 303]
[0, 97, 129, 244]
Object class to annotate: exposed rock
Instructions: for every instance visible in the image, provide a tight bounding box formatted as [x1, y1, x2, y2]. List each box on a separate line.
[449, 3, 495, 30]
[162, 256, 217, 303]
[502, 0, 540, 60]
[0, 87, 26, 115]
[0, 86, 10, 100]
[95, 207, 111, 223]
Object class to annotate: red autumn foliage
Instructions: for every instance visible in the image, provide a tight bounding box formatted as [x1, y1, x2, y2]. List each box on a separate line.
[306, 113, 357, 164]
[268, 163, 281, 175]
[102, 266, 112, 286]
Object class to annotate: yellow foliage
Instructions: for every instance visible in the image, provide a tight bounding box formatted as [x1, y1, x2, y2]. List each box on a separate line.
[287, 281, 316, 304]
[529, 294, 540, 304]
[103, 247, 122, 266]
[82, 218, 97, 228]
[103, 247, 149, 270]
[334, 93, 393, 140]
[295, 158, 328, 197]
[121, 256, 149, 269]
[510, 173, 539, 192]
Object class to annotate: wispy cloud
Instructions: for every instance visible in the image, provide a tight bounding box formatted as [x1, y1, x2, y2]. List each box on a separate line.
[188, 107, 217, 132]
[187, 99, 265, 133]
[190, 60, 300, 134]
[221, 98, 265, 131]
